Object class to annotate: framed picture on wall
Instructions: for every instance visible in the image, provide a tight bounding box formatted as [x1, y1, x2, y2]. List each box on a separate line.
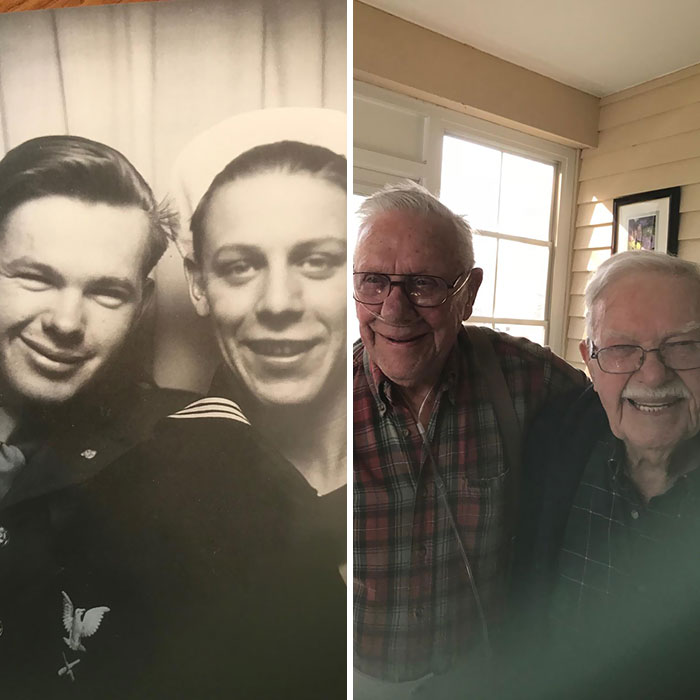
[612, 187, 681, 254]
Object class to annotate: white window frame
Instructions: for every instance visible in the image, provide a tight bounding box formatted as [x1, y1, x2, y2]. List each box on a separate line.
[353, 80, 580, 356]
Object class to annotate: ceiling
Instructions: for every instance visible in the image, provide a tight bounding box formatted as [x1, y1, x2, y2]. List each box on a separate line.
[361, 0, 700, 97]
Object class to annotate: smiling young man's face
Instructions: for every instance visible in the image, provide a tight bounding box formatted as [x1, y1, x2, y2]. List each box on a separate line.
[0, 196, 150, 407]
[354, 209, 481, 396]
[187, 170, 347, 407]
[581, 270, 700, 455]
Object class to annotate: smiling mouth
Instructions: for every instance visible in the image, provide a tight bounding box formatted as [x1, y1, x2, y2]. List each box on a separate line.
[21, 336, 90, 367]
[380, 333, 427, 345]
[244, 339, 320, 358]
[626, 397, 683, 413]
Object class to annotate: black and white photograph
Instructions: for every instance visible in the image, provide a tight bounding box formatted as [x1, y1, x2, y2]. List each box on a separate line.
[0, 0, 346, 697]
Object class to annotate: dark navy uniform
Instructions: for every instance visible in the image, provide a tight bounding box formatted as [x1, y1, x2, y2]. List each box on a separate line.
[0, 381, 194, 700]
[63, 393, 346, 699]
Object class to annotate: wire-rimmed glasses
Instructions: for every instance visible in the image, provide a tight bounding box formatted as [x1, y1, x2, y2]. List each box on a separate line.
[352, 271, 470, 308]
[590, 340, 700, 374]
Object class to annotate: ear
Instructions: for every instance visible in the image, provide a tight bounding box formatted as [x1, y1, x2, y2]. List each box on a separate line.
[461, 267, 483, 321]
[184, 256, 210, 318]
[579, 338, 597, 386]
[579, 338, 591, 364]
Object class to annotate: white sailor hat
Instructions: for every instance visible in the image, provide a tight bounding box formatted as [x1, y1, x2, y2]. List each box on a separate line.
[171, 107, 346, 259]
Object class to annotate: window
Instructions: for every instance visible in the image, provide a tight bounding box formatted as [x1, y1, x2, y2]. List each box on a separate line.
[353, 81, 578, 355]
[440, 135, 557, 345]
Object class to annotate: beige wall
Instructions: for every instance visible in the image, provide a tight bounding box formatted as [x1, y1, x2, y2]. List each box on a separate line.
[354, 1, 599, 149]
[566, 63, 700, 369]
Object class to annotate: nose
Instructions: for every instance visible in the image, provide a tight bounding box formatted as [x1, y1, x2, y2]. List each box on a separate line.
[255, 267, 303, 327]
[42, 288, 86, 341]
[377, 283, 418, 323]
[634, 348, 672, 387]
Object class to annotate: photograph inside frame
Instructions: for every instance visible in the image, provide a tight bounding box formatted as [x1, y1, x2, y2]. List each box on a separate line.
[0, 1, 347, 698]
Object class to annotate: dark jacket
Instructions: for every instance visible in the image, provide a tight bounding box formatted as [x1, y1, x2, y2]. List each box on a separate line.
[506, 385, 700, 700]
[68, 392, 346, 699]
[0, 381, 195, 700]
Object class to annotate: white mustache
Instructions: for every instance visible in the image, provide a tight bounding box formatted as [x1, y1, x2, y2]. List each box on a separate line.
[357, 302, 417, 328]
[622, 382, 690, 403]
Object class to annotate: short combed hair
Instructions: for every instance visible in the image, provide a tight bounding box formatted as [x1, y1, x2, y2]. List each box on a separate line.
[0, 135, 174, 275]
[585, 251, 700, 337]
[356, 181, 475, 269]
[190, 140, 347, 262]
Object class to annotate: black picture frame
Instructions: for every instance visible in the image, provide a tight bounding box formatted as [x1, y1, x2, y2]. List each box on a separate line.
[612, 186, 681, 255]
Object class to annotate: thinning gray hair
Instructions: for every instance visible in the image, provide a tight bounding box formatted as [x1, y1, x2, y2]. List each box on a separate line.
[585, 250, 700, 337]
[355, 181, 475, 269]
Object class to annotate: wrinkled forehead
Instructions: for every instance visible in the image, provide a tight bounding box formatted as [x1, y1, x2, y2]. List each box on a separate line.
[589, 272, 700, 341]
[354, 210, 465, 275]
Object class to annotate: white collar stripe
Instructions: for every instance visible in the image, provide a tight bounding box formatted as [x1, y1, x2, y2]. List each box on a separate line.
[168, 397, 250, 424]
[179, 397, 243, 410]
[168, 411, 250, 425]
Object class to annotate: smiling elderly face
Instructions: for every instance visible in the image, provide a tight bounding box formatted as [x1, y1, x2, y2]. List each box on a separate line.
[581, 270, 700, 455]
[354, 209, 482, 397]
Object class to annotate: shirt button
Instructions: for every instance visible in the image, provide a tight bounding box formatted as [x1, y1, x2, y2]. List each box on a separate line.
[0, 527, 8, 547]
[403, 428, 411, 437]
[413, 607, 424, 618]
[631, 510, 639, 519]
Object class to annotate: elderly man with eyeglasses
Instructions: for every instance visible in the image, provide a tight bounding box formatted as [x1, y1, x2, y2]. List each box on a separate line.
[508, 250, 700, 700]
[352, 181, 585, 698]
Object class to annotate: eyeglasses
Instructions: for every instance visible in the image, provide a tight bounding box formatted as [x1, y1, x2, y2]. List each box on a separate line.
[590, 340, 700, 374]
[352, 271, 470, 308]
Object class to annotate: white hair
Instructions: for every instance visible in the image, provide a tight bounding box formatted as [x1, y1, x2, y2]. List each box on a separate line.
[585, 251, 700, 337]
[355, 181, 475, 269]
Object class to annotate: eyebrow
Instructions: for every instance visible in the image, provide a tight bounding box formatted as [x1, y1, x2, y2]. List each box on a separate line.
[604, 322, 700, 344]
[290, 238, 346, 257]
[4, 258, 57, 277]
[667, 321, 700, 337]
[213, 238, 345, 260]
[88, 276, 138, 293]
[212, 244, 263, 262]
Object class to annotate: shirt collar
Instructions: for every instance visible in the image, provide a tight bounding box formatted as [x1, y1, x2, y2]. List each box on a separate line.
[604, 432, 700, 501]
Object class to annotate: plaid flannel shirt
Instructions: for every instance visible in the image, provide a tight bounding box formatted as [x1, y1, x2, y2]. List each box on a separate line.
[552, 434, 700, 634]
[353, 327, 586, 681]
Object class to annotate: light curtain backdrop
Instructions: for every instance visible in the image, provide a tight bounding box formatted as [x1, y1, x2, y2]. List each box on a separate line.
[0, 0, 346, 390]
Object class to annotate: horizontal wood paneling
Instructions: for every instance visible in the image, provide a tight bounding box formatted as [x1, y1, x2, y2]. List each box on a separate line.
[600, 64, 700, 107]
[574, 224, 612, 250]
[580, 129, 700, 181]
[566, 338, 584, 361]
[678, 238, 700, 263]
[679, 211, 700, 240]
[587, 102, 700, 156]
[568, 316, 586, 339]
[599, 73, 700, 131]
[575, 200, 614, 227]
[568, 63, 700, 356]
[571, 248, 610, 272]
[578, 157, 700, 204]
[681, 183, 700, 212]
[569, 294, 585, 317]
[570, 271, 593, 295]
